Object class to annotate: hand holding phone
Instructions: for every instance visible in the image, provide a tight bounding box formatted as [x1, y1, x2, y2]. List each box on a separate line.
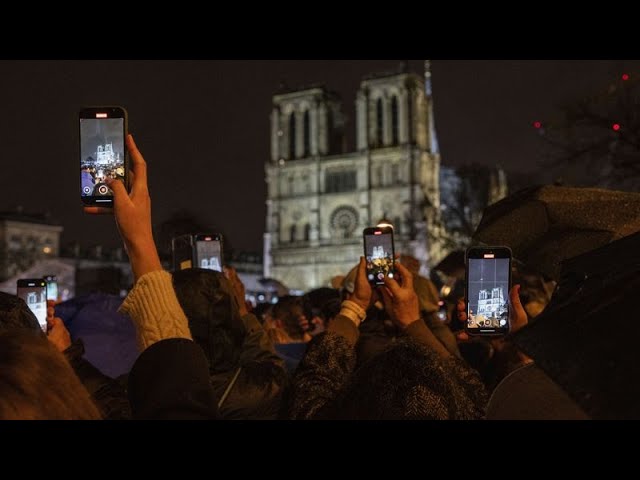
[378, 261, 420, 329]
[465, 246, 512, 336]
[85, 134, 161, 281]
[79, 106, 128, 208]
[363, 226, 395, 285]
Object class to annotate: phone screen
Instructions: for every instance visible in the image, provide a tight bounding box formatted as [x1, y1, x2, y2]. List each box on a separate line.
[363, 227, 395, 285]
[80, 107, 127, 206]
[45, 276, 58, 302]
[17, 280, 48, 333]
[466, 249, 511, 335]
[195, 236, 223, 272]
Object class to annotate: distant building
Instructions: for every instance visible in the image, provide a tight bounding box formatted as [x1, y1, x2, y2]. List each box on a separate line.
[477, 287, 506, 317]
[60, 244, 133, 297]
[96, 143, 119, 165]
[0, 210, 63, 281]
[229, 252, 287, 305]
[439, 164, 508, 249]
[264, 62, 508, 292]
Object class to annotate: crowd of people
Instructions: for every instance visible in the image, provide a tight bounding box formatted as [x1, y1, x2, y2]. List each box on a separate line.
[0, 134, 606, 420]
[81, 162, 126, 196]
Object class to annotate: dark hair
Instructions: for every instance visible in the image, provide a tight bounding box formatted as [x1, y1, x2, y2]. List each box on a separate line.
[252, 303, 273, 324]
[0, 292, 42, 334]
[272, 296, 306, 340]
[0, 330, 101, 420]
[320, 298, 342, 325]
[172, 269, 247, 374]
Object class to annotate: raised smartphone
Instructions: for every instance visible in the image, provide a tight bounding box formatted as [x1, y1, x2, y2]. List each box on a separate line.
[79, 106, 128, 207]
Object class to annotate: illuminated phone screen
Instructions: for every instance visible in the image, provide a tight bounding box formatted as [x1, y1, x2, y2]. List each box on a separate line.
[17, 280, 48, 333]
[364, 230, 395, 285]
[466, 256, 511, 335]
[79, 107, 127, 207]
[195, 239, 223, 272]
[46, 280, 58, 302]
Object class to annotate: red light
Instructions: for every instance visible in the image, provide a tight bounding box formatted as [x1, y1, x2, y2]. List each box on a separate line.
[622, 73, 630, 81]
[96, 113, 107, 118]
[533, 121, 542, 129]
[613, 123, 621, 131]
[374, 231, 382, 235]
[204, 236, 212, 241]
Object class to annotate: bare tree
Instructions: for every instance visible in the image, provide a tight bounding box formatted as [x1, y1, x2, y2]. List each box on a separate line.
[439, 163, 505, 250]
[538, 74, 640, 190]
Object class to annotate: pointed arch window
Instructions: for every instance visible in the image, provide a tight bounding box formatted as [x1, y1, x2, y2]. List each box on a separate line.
[391, 96, 399, 145]
[376, 98, 384, 147]
[289, 112, 296, 159]
[303, 110, 311, 157]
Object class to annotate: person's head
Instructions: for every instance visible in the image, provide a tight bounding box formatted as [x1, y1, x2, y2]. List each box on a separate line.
[0, 329, 101, 419]
[172, 268, 247, 374]
[320, 297, 341, 328]
[339, 339, 483, 420]
[271, 296, 307, 341]
[252, 303, 273, 325]
[0, 292, 42, 334]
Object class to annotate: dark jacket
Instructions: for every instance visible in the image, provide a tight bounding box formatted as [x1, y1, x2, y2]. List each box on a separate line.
[288, 315, 487, 420]
[128, 338, 218, 420]
[173, 269, 287, 420]
[64, 339, 131, 420]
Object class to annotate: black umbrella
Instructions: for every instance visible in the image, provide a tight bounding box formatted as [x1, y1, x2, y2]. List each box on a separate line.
[473, 185, 640, 279]
[511, 230, 640, 419]
[433, 250, 465, 279]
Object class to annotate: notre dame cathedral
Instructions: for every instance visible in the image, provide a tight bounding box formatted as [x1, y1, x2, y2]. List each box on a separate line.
[263, 62, 506, 292]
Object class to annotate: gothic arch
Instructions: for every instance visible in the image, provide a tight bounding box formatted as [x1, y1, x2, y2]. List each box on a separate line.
[391, 96, 399, 145]
[303, 110, 311, 157]
[289, 112, 296, 159]
[376, 97, 384, 147]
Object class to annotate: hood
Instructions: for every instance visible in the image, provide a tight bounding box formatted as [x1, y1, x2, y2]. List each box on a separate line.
[0, 292, 43, 334]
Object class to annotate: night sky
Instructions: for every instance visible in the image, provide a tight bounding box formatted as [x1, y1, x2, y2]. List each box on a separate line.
[1, 60, 638, 254]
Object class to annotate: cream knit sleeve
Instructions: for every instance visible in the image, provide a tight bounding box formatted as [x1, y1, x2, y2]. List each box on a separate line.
[119, 270, 192, 351]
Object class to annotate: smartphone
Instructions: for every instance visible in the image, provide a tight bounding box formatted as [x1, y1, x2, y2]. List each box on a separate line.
[363, 226, 395, 285]
[465, 246, 512, 336]
[44, 275, 58, 302]
[171, 234, 194, 271]
[171, 233, 224, 272]
[17, 279, 48, 333]
[194, 234, 224, 272]
[79, 106, 128, 207]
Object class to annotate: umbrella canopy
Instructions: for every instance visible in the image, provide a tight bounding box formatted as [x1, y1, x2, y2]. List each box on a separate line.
[432, 250, 465, 279]
[55, 293, 137, 378]
[473, 185, 640, 279]
[511, 231, 640, 419]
